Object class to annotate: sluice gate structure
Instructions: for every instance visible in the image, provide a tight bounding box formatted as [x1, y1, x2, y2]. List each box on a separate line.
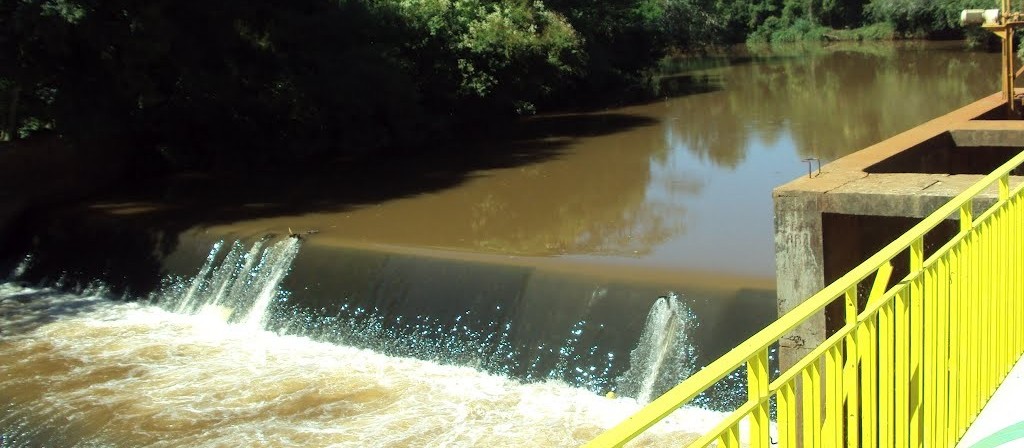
[587, 141, 1024, 446]
[587, 5, 1024, 444]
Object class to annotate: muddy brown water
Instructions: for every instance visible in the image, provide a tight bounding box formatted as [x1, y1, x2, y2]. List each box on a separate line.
[0, 41, 1002, 447]
[175, 42, 999, 280]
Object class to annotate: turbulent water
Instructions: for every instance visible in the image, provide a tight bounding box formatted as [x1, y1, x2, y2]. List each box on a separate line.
[0, 240, 727, 447]
[616, 295, 698, 403]
[167, 238, 302, 329]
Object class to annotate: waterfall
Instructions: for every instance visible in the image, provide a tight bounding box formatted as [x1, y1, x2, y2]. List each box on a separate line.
[160, 237, 301, 328]
[0, 242, 749, 446]
[615, 293, 697, 403]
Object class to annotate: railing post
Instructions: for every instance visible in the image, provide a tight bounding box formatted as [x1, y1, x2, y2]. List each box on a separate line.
[952, 238, 966, 437]
[969, 227, 981, 414]
[923, 258, 936, 447]
[909, 237, 924, 448]
[844, 286, 859, 447]
[937, 252, 951, 447]
[803, 361, 822, 447]
[1015, 195, 1024, 357]
[895, 290, 910, 448]
[998, 204, 1008, 381]
[878, 300, 895, 448]
[982, 218, 993, 400]
[958, 192, 972, 442]
[779, 383, 797, 446]
[748, 349, 770, 448]
[998, 172, 1011, 396]
[824, 345, 843, 447]
[961, 202, 973, 232]
[958, 195, 973, 439]
[860, 318, 878, 448]
[721, 425, 740, 448]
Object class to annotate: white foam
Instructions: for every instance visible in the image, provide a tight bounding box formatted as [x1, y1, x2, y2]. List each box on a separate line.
[0, 283, 729, 447]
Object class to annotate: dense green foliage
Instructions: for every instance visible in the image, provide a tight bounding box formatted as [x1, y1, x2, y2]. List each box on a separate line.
[0, 0, 711, 168]
[0, 0, 1002, 169]
[731, 0, 999, 43]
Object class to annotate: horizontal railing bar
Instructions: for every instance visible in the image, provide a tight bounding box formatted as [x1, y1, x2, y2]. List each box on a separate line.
[770, 322, 853, 390]
[968, 181, 1024, 228]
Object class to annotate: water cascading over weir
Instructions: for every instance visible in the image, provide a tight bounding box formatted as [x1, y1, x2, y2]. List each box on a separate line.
[0, 237, 771, 446]
[166, 238, 302, 328]
[615, 294, 698, 404]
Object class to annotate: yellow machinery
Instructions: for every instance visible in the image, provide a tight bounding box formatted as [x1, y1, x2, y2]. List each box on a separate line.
[964, 0, 1024, 112]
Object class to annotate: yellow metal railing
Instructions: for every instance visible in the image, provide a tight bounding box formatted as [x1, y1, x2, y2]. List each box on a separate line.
[586, 151, 1024, 447]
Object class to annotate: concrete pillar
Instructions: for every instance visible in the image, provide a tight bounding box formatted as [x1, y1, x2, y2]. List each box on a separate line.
[773, 190, 826, 371]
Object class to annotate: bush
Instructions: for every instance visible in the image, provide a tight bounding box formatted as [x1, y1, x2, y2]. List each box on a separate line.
[852, 21, 897, 40]
[748, 16, 831, 43]
[865, 0, 997, 37]
[396, 0, 583, 116]
[1, 0, 593, 169]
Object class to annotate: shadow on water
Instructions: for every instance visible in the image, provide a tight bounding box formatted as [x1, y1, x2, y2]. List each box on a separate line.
[653, 73, 723, 98]
[1, 111, 726, 407]
[0, 112, 659, 296]
[6, 41, 997, 293]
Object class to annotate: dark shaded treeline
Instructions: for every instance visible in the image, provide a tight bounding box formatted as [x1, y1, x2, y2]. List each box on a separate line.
[726, 0, 998, 44]
[0, 0, 998, 172]
[0, 0, 706, 170]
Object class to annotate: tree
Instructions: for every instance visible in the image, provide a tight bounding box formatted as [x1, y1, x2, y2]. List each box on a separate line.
[866, 0, 997, 36]
[0, 0, 86, 141]
[0, 0, 590, 167]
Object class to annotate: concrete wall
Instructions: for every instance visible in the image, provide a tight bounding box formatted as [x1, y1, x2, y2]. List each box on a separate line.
[773, 92, 1024, 370]
[774, 191, 826, 369]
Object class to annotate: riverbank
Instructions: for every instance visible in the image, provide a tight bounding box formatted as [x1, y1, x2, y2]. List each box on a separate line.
[0, 38, 1006, 448]
[2, 42, 999, 290]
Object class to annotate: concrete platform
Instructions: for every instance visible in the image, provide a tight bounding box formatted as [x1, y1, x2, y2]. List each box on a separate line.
[957, 355, 1024, 447]
[773, 92, 1024, 368]
[771, 89, 1024, 444]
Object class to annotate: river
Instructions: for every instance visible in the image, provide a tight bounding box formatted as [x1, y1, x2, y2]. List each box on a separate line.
[130, 41, 999, 282]
[0, 41, 1001, 447]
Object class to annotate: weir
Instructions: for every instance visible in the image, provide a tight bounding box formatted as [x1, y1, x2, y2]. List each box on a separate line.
[0, 42, 1004, 447]
[0, 234, 772, 446]
[163, 235, 774, 397]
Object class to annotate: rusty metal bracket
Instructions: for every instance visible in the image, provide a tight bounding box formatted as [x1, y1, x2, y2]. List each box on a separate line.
[802, 158, 821, 178]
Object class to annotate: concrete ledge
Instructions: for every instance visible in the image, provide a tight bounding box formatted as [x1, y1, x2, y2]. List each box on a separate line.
[951, 120, 1024, 147]
[773, 91, 1024, 370]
